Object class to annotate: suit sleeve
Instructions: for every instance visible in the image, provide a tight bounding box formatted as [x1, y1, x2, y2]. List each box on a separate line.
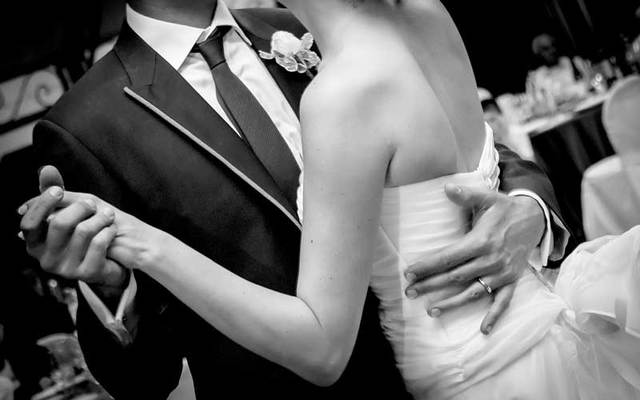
[496, 143, 574, 250]
[32, 119, 183, 399]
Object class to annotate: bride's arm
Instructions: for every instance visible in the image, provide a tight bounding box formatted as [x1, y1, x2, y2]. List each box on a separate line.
[109, 85, 394, 386]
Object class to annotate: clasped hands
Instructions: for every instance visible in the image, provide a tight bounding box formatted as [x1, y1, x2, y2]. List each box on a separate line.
[20, 166, 545, 333]
[18, 166, 160, 300]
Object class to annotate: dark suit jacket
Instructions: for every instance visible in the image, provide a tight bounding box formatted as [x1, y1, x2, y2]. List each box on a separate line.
[32, 7, 564, 400]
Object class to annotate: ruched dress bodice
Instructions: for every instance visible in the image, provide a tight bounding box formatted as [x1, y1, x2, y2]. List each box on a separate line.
[370, 128, 569, 399]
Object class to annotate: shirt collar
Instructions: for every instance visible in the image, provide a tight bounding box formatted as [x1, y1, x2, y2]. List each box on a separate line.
[125, 1, 252, 71]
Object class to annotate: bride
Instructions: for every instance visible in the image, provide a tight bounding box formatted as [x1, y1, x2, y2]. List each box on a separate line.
[26, 0, 640, 398]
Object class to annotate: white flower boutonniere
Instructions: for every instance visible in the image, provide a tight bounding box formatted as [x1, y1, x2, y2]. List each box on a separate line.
[259, 31, 321, 77]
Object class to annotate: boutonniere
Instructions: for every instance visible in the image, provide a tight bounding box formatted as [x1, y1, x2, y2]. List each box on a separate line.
[259, 31, 321, 78]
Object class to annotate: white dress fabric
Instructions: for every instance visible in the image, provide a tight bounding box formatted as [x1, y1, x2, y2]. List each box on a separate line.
[297, 128, 640, 399]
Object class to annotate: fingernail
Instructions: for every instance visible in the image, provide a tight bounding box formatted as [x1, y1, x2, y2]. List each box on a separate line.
[17, 232, 24, 241]
[103, 208, 115, 220]
[405, 273, 416, 283]
[49, 186, 63, 198]
[484, 325, 493, 334]
[406, 289, 417, 299]
[453, 185, 462, 194]
[429, 308, 441, 318]
[17, 204, 28, 215]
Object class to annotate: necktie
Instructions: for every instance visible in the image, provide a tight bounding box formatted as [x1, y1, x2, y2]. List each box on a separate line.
[196, 26, 301, 208]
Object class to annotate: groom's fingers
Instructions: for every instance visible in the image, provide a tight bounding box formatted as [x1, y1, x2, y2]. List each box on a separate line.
[20, 186, 64, 248]
[38, 165, 65, 193]
[41, 200, 98, 262]
[18, 167, 67, 217]
[59, 207, 115, 275]
[17, 193, 96, 226]
[444, 183, 498, 211]
[426, 272, 513, 320]
[405, 238, 487, 282]
[426, 279, 491, 318]
[405, 254, 501, 297]
[56, 192, 115, 212]
[481, 283, 516, 335]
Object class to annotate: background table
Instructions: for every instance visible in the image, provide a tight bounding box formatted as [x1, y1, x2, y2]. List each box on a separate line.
[529, 104, 615, 243]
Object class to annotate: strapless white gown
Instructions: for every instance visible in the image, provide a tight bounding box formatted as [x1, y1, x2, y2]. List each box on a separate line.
[297, 128, 640, 400]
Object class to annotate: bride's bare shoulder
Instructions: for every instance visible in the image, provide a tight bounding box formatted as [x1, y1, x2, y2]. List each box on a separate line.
[300, 58, 416, 139]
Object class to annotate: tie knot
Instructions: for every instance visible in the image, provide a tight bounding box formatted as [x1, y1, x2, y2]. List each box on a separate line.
[196, 25, 232, 69]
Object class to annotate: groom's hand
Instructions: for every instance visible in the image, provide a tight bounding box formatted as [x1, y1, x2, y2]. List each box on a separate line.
[404, 184, 545, 335]
[19, 166, 127, 301]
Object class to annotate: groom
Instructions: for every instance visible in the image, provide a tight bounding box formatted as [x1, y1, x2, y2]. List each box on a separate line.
[20, 0, 568, 398]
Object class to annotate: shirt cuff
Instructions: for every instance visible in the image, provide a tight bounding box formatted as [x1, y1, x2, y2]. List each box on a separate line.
[508, 189, 553, 270]
[78, 273, 137, 345]
[548, 209, 570, 261]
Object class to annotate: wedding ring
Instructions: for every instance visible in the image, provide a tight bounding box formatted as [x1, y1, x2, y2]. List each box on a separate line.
[477, 278, 493, 295]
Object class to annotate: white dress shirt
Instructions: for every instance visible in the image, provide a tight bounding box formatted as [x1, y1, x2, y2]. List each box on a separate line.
[81, 1, 566, 342]
[124, 2, 303, 167]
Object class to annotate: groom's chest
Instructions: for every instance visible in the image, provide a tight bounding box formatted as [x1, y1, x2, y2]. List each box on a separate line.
[97, 51, 308, 233]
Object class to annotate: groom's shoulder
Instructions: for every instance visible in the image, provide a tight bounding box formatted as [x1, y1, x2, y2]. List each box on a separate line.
[44, 51, 129, 128]
[238, 7, 307, 36]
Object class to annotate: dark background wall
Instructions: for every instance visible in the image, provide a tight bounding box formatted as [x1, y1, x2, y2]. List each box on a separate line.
[1, 0, 638, 100]
[443, 0, 640, 95]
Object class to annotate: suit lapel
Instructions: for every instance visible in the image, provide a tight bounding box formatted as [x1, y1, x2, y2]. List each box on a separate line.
[231, 9, 312, 118]
[114, 24, 301, 229]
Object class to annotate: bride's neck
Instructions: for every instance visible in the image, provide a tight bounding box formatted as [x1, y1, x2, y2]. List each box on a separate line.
[281, 0, 387, 59]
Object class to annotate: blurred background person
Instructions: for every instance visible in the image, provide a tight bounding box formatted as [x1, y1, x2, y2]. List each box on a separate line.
[530, 33, 582, 84]
[527, 33, 589, 107]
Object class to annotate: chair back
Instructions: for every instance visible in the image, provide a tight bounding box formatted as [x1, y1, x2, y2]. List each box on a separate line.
[602, 75, 640, 164]
[584, 75, 640, 238]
